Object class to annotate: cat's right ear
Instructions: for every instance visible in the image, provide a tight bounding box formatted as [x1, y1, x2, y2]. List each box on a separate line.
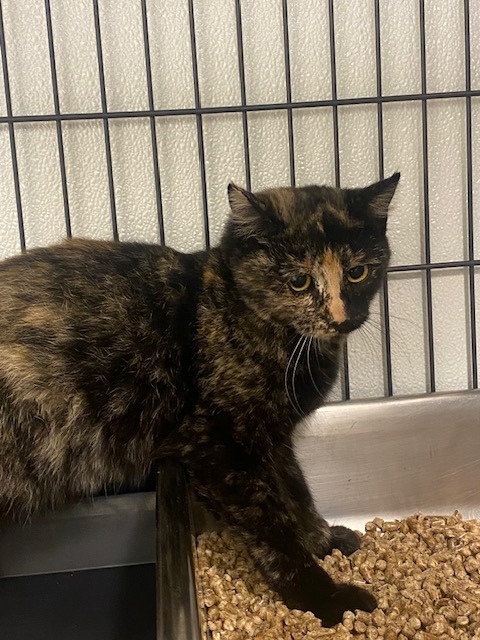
[227, 184, 281, 239]
[228, 183, 265, 218]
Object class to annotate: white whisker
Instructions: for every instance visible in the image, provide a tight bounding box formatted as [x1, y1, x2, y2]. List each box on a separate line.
[285, 336, 308, 419]
[356, 318, 413, 370]
[291, 336, 308, 418]
[284, 337, 305, 419]
[307, 337, 323, 398]
[368, 309, 422, 330]
[362, 317, 408, 355]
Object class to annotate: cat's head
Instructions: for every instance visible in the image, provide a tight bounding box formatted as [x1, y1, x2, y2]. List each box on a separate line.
[220, 173, 400, 339]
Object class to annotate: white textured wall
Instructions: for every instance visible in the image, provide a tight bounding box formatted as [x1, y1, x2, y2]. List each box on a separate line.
[0, 0, 478, 400]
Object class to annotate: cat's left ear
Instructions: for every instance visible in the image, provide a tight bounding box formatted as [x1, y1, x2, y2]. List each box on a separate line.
[346, 172, 400, 232]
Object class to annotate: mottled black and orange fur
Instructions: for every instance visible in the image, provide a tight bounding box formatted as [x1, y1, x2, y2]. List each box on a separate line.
[0, 173, 399, 626]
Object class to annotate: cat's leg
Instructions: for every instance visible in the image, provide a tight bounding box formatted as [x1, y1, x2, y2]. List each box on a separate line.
[183, 436, 375, 627]
[276, 444, 361, 558]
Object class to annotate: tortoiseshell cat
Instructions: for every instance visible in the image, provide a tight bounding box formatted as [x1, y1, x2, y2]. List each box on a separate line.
[0, 173, 399, 626]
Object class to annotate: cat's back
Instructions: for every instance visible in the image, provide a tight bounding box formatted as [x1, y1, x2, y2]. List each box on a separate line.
[0, 238, 205, 415]
[0, 238, 199, 333]
[0, 237, 179, 299]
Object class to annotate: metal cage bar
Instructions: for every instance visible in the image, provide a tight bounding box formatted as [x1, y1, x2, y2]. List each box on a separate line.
[281, 0, 295, 188]
[419, 0, 436, 393]
[141, 0, 166, 246]
[373, 0, 394, 397]
[0, 89, 479, 125]
[328, 0, 350, 401]
[463, 0, 478, 390]
[44, 0, 71, 238]
[388, 259, 480, 273]
[234, 0, 251, 192]
[0, 0, 25, 251]
[187, 0, 210, 249]
[327, 0, 340, 192]
[234, 0, 252, 192]
[92, 0, 119, 240]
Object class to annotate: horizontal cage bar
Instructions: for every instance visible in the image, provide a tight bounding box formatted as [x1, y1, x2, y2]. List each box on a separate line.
[0, 89, 478, 125]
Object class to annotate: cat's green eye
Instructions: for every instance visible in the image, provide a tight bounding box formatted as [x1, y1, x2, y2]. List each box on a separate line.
[347, 265, 369, 283]
[289, 274, 312, 292]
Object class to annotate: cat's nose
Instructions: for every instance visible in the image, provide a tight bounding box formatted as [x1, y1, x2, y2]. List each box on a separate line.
[330, 320, 352, 333]
[330, 319, 357, 334]
[331, 314, 366, 334]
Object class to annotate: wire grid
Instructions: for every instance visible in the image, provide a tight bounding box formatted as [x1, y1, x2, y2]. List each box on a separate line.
[0, 0, 478, 400]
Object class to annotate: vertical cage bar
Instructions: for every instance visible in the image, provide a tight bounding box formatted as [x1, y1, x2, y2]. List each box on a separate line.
[92, 0, 119, 241]
[464, 0, 478, 388]
[234, 0, 251, 191]
[141, 0, 165, 245]
[187, 0, 210, 249]
[374, 0, 394, 397]
[419, 0, 436, 392]
[281, 0, 295, 187]
[328, 0, 349, 400]
[0, 0, 25, 251]
[328, 0, 340, 188]
[44, 0, 71, 237]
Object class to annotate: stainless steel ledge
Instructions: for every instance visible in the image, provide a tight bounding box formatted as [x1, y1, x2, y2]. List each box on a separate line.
[0, 492, 156, 578]
[296, 389, 480, 530]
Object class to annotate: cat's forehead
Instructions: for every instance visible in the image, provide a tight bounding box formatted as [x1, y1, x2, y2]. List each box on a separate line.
[267, 187, 379, 265]
[263, 185, 362, 231]
[296, 245, 367, 272]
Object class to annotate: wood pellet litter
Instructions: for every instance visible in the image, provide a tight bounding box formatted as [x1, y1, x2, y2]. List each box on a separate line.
[196, 512, 480, 639]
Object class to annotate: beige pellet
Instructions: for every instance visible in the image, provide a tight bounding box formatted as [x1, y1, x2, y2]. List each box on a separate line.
[197, 513, 480, 639]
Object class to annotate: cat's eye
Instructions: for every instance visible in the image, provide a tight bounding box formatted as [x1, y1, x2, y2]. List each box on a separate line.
[347, 265, 369, 283]
[289, 274, 312, 292]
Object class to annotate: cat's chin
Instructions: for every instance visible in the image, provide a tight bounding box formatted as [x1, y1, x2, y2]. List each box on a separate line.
[318, 330, 339, 339]
[290, 322, 341, 340]
[318, 332, 341, 342]
[304, 328, 341, 341]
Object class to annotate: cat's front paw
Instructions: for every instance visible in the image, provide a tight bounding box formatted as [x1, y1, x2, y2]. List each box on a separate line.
[319, 584, 377, 627]
[282, 565, 376, 627]
[329, 525, 361, 556]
